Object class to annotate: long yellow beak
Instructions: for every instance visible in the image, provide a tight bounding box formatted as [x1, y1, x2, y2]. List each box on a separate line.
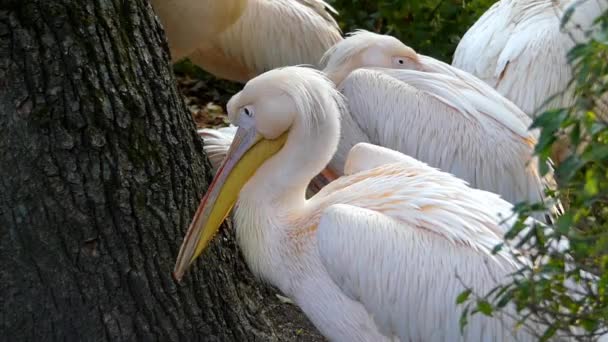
[173, 122, 287, 282]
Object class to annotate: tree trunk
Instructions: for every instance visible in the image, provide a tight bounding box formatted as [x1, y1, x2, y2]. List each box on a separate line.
[0, 1, 323, 340]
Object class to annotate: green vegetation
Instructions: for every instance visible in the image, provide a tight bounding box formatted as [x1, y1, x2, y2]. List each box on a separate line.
[457, 7, 608, 341]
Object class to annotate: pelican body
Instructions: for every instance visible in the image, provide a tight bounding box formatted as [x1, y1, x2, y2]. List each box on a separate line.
[452, 0, 608, 163]
[152, 0, 342, 82]
[452, 0, 606, 116]
[174, 66, 548, 341]
[200, 31, 560, 220]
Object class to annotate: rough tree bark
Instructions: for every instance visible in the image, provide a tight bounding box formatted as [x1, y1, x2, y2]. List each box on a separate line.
[0, 0, 323, 340]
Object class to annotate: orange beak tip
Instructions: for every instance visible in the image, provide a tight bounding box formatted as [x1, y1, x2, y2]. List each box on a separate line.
[172, 270, 184, 283]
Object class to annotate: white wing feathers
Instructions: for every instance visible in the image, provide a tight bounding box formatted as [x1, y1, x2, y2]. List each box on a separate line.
[315, 143, 550, 340]
[451, 1, 505, 81]
[317, 144, 521, 249]
[344, 143, 558, 222]
[338, 69, 550, 212]
[197, 125, 237, 173]
[214, 0, 342, 75]
[450, 0, 604, 115]
[417, 56, 533, 129]
[343, 142, 413, 175]
[378, 67, 532, 137]
[316, 203, 534, 341]
[297, 0, 339, 22]
[316, 143, 546, 340]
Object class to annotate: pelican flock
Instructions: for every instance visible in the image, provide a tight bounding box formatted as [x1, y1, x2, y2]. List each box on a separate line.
[174, 67, 544, 341]
[155, 0, 604, 340]
[200, 31, 561, 221]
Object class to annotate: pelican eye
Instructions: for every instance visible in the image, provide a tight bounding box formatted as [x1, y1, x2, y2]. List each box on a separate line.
[242, 106, 254, 117]
[392, 57, 406, 65]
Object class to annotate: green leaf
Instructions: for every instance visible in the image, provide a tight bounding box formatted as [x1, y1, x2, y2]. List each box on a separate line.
[556, 213, 574, 234]
[560, 5, 575, 28]
[556, 155, 583, 183]
[496, 289, 514, 309]
[476, 300, 493, 317]
[539, 325, 558, 342]
[583, 169, 599, 196]
[582, 144, 608, 161]
[456, 289, 472, 304]
[459, 305, 470, 334]
[580, 318, 598, 332]
[491, 243, 504, 254]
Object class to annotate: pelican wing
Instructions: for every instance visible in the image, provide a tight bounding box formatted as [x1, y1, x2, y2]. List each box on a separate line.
[297, 0, 340, 22]
[295, 141, 549, 340]
[151, 0, 246, 61]
[452, 0, 577, 115]
[450, 0, 507, 88]
[315, 205, 533, 341]
[337, 69, 549, 211]
[190, 0, 342, 80]
[316, 143, 520, 238]
[343, 142, 423, 175]
[417, 55, 532, 128]
[198, 125, 237, 173]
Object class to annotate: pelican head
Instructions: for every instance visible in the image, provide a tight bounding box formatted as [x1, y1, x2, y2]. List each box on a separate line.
[173, 66, 344, 281]
[321, 30, 419, 84]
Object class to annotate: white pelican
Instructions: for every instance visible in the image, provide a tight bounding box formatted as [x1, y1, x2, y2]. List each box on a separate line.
[452, 0, 605, 115]
[151, 0, 342, 82]
[198, 31, 560, 220]
[174, 66, 545, 341]
[452, 0, 608, 162]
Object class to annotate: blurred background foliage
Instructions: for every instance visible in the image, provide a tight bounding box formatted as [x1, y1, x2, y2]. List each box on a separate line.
[326, 0, 495, 61]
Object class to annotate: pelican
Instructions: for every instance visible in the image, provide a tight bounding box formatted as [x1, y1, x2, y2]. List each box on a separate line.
[174, 66, 546, 341]
[151, 0, 342, 82]
[198, 31, 560, 220]
[452, 0, 605, 115]
[452, 0, 607, 162]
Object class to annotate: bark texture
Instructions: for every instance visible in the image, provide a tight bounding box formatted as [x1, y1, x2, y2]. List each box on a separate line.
[0, 0, 323, 340]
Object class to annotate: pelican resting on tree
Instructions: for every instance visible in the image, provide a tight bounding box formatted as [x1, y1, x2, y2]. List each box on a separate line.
[452, 0, 608, 163]
[151, 0, 342, 82]
[199, 31, 561, 221]
[174, 66, 550, 341]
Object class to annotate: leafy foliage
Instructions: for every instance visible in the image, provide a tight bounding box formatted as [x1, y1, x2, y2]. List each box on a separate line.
[327, 0, 495, 61]
[458, 6, 608, 340]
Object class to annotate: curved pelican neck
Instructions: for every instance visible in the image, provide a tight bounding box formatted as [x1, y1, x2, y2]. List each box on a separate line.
[231, 95, 341, 289]
[323, 56, 361, 85]
[324, 68, 349, 86]
[240, 112, 340, 206]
